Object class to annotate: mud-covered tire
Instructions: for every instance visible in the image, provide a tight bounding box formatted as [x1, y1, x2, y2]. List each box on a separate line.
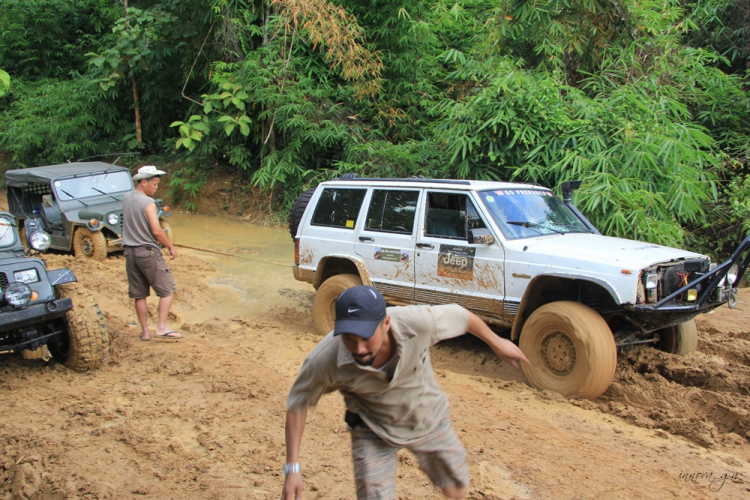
[159, 219, 175, 245]
[73, 227, 107, 261]
[657, 319, 697, 355]
[288, 188, 316, 240]
[48, 285, 110, 371]
[519, 301, 617, 400]
[313, 274, 363, 335]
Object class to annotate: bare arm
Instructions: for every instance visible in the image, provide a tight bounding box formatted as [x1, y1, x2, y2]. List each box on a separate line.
[145, 203, 177, 260]
[282, 408, 307, 500]
[466, 310, 529, 368]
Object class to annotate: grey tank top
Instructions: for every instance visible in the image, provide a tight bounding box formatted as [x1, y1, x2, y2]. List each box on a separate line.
[122, 190, 158, 248]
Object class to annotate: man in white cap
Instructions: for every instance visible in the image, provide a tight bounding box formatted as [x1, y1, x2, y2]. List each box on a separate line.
[281, 285, 529, 499]
[123, 165, 181, 341]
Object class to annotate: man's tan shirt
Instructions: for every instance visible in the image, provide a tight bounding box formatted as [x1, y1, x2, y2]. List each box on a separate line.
[287, 304, 469, 446]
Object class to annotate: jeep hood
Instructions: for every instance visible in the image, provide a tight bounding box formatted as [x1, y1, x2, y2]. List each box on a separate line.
[519, 233, 704, 269]
[62, 199, 123, 216]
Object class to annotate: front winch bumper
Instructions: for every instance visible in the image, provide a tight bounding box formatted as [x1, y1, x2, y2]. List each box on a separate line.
[632, 233, 750, 313]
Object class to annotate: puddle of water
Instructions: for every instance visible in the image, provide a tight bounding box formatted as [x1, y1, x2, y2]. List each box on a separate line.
[168, 214, 313, 323]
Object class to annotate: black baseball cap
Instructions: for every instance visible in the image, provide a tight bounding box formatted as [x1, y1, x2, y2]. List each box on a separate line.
[333, 286, 387, 339]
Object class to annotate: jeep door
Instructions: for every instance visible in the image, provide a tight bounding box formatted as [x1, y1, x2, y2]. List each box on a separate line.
[413, 190, 506, 323]
[354, 188, 420, 303]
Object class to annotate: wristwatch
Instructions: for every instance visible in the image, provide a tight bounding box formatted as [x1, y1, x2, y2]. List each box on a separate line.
[283, 462, 301, 477]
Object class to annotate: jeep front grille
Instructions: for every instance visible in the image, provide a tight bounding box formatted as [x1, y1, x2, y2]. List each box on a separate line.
[0, 272, 8, 290]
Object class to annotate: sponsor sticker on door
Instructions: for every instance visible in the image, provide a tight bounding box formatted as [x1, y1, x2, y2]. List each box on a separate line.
[375, 247, 406, 262]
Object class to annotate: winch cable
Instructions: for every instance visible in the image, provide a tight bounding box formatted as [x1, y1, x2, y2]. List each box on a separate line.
[173, 243, 294, 268]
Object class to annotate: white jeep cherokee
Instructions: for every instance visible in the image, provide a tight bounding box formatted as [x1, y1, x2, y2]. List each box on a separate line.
[289, 176, 749, 399]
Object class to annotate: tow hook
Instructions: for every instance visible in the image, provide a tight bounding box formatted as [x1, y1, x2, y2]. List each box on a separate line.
[727, 289, 738, 309]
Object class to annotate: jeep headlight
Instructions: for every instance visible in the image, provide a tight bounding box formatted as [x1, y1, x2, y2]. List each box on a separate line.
[107, 213, 119, 225]
[29, 230, 51, 251]
[5, 283, 32, 306]
[14, 269, 39, 284]
[645, 273, 659, 303]
[727, 264, 739, 285]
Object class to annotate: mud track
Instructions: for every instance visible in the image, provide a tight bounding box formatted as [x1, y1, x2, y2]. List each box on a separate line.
[1, 236, 749, 499]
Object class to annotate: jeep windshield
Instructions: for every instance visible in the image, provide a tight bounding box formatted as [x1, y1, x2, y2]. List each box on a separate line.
[479, 188, 591, 239]
[53, 171, 132, 201]
[0, 217, 16, 247]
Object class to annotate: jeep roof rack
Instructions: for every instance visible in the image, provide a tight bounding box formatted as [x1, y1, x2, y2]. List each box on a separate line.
[331, 177, 472, 185]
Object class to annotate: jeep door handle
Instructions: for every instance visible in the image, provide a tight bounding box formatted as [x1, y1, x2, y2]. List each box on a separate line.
[416, 243, 434, 249]
[359, 236, 374, 242]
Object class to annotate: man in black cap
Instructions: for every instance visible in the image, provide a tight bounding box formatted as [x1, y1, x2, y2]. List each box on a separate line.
[281, 285, 528, 500]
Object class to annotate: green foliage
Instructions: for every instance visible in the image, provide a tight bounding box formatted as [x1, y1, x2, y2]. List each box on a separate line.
[0, 77, 119, 167]
[86, 7, 178, 91]
[688, 172, 750, 259]
[0, 70, 9, 97]
[0, 0, 115, 80]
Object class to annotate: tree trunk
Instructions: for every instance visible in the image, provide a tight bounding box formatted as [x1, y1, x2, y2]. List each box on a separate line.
[131, 76, 143, 144]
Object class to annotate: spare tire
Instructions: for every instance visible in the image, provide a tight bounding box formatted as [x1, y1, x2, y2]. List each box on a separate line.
[288, 188, 316, 240]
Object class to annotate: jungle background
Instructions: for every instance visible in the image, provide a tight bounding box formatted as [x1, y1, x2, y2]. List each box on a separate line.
[1, 0, 750, 259]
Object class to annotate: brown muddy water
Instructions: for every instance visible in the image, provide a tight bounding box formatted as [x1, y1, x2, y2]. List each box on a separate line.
[168, 213, 313, 324]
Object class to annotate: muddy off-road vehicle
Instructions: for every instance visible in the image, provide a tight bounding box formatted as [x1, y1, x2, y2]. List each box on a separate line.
[289, 177, 750, 399]
[0, 213, 109, 370]
[5, 162, 174, 261]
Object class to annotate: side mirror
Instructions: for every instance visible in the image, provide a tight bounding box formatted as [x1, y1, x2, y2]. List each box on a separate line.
[468, 228, 495, 245]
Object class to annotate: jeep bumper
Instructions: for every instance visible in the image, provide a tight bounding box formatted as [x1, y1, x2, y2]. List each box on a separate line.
[107, 238, 123, 249]
[0, 298, 73, 333]
[631, 232, 750, 314]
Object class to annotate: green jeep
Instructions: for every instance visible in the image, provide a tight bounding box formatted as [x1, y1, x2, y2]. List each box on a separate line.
[5, 162, 174, 261]
[0, 214, 109, 370]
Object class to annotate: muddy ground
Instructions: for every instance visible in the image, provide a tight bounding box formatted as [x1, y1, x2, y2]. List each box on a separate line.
[1, 212, 749, 499]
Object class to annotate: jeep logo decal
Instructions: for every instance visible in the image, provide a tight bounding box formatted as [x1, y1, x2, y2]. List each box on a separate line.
[437, 245, 476, 280]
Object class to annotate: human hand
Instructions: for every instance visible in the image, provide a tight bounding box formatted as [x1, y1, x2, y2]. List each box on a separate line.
[491, 337, 529, 369]
[281, 472, 303, 500]
[169, 246, 178, 260]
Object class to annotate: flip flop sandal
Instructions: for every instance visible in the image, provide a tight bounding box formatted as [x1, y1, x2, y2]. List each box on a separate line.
[140, 333, 151, 342]
[155, 331, 182, 340]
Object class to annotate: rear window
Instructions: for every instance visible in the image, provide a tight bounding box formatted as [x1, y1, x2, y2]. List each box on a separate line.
[311, 188, 367, 229]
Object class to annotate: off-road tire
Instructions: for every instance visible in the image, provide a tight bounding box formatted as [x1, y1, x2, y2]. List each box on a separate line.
[48, 285, 110, 371]
[519, 301, 617, 400]
[159, 219, 175, 245]
[73, 227, 107, 261]
[657, 319, 697, 355]
[288, 188, 316, 240]
[313, 274, 363, 335]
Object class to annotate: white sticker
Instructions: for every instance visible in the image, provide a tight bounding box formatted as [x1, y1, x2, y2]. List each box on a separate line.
[54, 182, 60, 186]
[485, 196, 495, 202]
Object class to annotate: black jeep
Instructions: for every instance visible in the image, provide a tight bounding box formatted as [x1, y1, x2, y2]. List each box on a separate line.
[0, 213, 109, 370]
[5, 162, 173, 261]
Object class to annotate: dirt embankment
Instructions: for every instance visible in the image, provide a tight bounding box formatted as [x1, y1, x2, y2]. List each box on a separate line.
[1, 247, 749, 498]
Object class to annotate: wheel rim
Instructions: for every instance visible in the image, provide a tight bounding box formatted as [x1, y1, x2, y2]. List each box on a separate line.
[541, 332, 576, 376]
[82, 238, 93, 256]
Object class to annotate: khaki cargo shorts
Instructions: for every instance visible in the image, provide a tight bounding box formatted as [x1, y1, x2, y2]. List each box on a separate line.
[124, 246, 178, 299]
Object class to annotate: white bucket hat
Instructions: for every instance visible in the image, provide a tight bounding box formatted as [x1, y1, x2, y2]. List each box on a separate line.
[132, 165, 167, 181]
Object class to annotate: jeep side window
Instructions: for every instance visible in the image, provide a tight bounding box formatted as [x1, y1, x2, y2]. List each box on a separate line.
[424, 192, 485, 239]
[365, 190, 419, 234]
[311, 188, 367, 229]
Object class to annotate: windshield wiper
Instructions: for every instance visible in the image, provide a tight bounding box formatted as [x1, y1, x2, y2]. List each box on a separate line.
[507, 221, 565, 235]
[91, 186, 120, 202]
[59, 189, 88, 207]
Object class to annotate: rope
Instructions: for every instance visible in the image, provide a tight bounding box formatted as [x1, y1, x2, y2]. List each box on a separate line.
[174, 243, 293, 268]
